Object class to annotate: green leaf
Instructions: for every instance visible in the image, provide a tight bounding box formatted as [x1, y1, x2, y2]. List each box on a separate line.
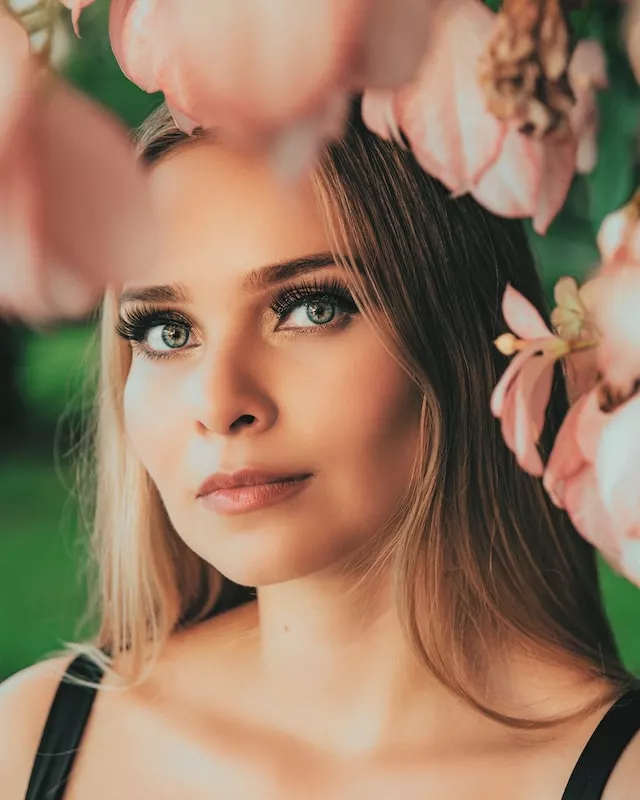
[586, 53, 640, 231]
[525, 215, 600, 301]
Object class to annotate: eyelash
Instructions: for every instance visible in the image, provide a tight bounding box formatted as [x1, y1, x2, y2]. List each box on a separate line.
[115, 277, 359, 361]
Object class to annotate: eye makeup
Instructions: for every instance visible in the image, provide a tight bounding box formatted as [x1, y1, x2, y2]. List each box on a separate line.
[116, 275, 360, 360]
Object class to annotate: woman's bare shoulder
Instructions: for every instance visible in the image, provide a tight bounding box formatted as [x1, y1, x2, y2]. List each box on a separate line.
[0, 655, 77, 800]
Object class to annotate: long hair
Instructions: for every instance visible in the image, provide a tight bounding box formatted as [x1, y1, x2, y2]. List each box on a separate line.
[51, 99, 639, 729]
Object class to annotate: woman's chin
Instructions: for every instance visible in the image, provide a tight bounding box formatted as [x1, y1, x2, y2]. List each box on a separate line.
[200, 540, 350, 589]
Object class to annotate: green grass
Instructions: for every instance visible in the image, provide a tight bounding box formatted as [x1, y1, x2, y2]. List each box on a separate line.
[0, 454, 91, 680]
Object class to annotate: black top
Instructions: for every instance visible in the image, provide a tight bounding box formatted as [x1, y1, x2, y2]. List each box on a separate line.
[23, 654, 640, 799]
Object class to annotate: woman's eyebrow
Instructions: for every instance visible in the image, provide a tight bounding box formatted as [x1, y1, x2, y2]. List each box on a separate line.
[242, 252, 337, 291]
[119, 283, 191, 305]
[118, 252, 347, 307]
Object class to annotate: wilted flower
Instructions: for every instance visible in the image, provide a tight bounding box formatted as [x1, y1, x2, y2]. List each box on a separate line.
[362, 0, 608, 233]
[478, 0, 574, 140]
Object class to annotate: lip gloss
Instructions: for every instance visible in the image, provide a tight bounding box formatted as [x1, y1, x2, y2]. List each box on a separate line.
[198, 475, 312, 515]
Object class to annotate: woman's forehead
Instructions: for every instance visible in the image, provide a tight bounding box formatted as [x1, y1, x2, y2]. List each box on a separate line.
[141, 142, 333, 290]
[148, 141, 323, 228]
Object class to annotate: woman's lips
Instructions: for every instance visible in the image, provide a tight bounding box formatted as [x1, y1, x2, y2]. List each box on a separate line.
[198, 475, 313, 515]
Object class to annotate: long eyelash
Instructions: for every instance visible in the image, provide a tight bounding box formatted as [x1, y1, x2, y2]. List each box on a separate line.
[269, 276, 358, 320]
[115, 304, 192, 344]
[115, 278, 358, 359]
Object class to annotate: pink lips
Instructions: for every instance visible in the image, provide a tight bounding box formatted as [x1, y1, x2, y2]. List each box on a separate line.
[196, 469, 313, 515]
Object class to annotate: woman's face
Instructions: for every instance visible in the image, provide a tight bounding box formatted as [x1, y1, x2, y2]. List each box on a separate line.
[120, 142, 422, 586]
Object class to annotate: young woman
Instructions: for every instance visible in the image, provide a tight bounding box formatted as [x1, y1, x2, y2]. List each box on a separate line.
[2, 99, 640, 800]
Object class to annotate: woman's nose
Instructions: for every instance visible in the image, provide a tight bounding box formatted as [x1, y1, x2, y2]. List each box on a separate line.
[185, 336, 278, 438]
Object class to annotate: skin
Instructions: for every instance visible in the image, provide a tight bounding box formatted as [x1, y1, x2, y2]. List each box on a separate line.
[92, 140, 624, 797]
[122, 141, 423, 588]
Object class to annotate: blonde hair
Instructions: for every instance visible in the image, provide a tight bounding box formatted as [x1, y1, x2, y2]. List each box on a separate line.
[51, 100, 639, 729]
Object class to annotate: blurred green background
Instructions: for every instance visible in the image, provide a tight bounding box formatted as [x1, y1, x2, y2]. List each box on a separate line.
[1, 2, 640, 682]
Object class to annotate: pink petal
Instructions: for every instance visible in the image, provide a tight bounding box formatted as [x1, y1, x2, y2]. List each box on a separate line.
[511, 353, 555, 475]
[502, 283, 552, 340]
[624, 0, 640, 85]
[491, 338, 549, 417]
[349, 0, 436, 88]
[575, 123, 598, 175]
[543, 393, 591, 507]
[531, 135, 578, 235]
[166, 100, 199, 136]
[268, 90, 350, 180]
[597, 208, 628, 263]
[37, 79, 157, 286]
[522, 354, 556, 442]
[361, 88, 398, 142]
[112, 0, 364, 136]
[500, 379, 518, 456]
[596, 266, 640, 399]
[469, 125, 577, 235]
[566, 41, 607, 176]
[563, 468, 621, 563]
[574, 388, 609, 462]
[0, 13, 31, 152]
[468, 124, 543, 221]
[494, 350, 555, 476]
[568, 39, 608, 92]
[0, 139, 47, 320]
[394, 0, 505, 191]
[564, 348, 599, 404]
[621, 540, 640, 587]
[58, 0, 97, 37]
[109, 0, 162, 94]
[597, 202, 640, 265]
[596, 394, 640, 540]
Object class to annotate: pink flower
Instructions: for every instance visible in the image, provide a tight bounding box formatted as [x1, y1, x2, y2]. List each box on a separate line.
[597, 394, 640, 546]
[543, 389, 640, 587]
[60, 0, 435, 167]
[490, 280, 599, 476]
[490, 284, 568, 475]
[594, 265, 640, 409]
[0, 11, 155, 323]
[542, 392, 622, 567]
[539, 268, 640, 587]
[361, 0, 607, 234]
[596, 190, 640, 266]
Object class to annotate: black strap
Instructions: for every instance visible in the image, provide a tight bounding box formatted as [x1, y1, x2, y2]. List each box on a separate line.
[25, 654, 105, 800]
[561, 685, 640, 799]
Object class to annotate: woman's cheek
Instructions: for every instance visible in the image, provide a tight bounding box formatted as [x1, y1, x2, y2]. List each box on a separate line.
[123, 364, 175, 476]
[327, 340, 419, 435]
